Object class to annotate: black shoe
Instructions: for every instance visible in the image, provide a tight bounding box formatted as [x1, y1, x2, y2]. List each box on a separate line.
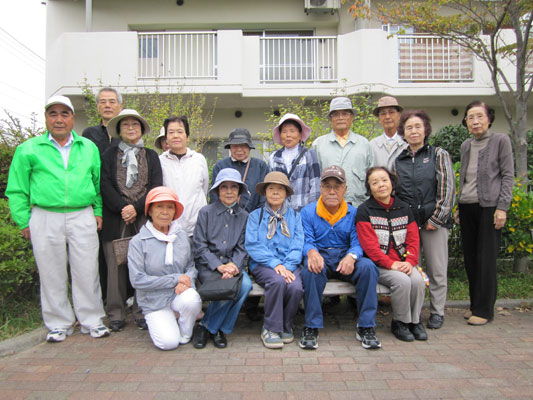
[391, 320, 415, 342]
[211, 331, 227, 349]
[192, 324, 208, 349]
[409, 322, 428, 341]
[298, 326, 319, 350]
[109, 320, 125, 332]
[135, 319, 148, 330]
[427, 313, 444, 329]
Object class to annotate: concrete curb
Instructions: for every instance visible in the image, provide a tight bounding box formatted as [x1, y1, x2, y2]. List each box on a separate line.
[0, 298, 531, 359]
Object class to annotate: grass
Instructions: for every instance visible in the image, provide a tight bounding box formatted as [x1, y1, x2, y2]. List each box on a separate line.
[0, 289, 43, 341]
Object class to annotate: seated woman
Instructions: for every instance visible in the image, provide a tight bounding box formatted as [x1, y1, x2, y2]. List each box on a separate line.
[191, 168, 253, 349]
[355, 167, 427, 342]
[245, 172, 304, 349]
[128, 187, 202, 350]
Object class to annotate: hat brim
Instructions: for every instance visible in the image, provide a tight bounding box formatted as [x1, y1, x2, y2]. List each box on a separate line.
[224, 141, 255, 149]
[272, 118, 311, 145]
[145, 198, 184, 221]
[255, 181, 294, 197]
[107, 113, 151, 139]
[209, 179, 248, 195]
[373, 105, 403, 117]
[326, 108, 354, 119]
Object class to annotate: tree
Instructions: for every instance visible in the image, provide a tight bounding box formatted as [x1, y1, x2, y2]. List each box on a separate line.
[349, 0, 532, 188]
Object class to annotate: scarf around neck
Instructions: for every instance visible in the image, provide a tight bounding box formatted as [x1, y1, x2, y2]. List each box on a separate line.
[146, 219, 179, 266]
[119, 139, 144, 188]
[316, 195, 348, 226]
[264, 200, 290, 240]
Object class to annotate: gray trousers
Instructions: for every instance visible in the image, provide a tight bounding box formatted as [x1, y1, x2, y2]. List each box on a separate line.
[378, 266, 425, 324]
[420, 226, 449, 316]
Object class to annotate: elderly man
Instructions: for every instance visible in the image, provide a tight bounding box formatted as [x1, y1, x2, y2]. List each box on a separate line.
[82, 87, 123, 156]
[312, 97, 373, 207]
[369, 96, 406, 170]
[299, 166, 380, 350]
[6, 96, 109, 342]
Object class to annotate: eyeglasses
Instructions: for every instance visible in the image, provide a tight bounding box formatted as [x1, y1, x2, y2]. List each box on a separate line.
[321, 183, 344, 192]
[330, 111, 352, 119]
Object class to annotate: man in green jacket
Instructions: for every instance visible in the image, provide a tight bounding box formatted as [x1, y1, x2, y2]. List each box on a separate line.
[6, 95, 110, 343]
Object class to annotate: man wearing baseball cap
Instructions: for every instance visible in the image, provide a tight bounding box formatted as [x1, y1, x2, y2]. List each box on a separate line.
[6, 95, 110, 343]
[312, 97, 374, 207]
[369, 95, 407, 170]
[299, 166, 380, 350]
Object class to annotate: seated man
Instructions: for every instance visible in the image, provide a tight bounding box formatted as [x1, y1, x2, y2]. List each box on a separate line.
[300, 166, 380, 350]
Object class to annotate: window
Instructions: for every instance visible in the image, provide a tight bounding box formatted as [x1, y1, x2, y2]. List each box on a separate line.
[139, 37, 158, 58]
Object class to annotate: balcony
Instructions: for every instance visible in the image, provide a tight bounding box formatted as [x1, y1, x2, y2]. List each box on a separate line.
[398, 35, 474, 82]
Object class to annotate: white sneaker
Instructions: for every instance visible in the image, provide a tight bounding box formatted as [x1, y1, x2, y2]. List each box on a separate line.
[81, 325, 110, 338]
[46, 328, 73, 343]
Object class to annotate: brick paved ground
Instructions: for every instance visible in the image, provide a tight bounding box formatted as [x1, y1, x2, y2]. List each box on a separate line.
[0, 302, 532, 399]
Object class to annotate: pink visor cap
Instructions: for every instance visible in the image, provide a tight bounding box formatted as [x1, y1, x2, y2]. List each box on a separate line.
[272, 113, 311, 145]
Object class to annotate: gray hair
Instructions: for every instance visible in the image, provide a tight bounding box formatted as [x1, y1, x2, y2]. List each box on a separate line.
[96, 87, 122, 104]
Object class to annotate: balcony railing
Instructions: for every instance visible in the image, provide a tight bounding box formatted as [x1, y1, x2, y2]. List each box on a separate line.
[398, 35, 473, 82]
[260, 36, 337, 83]
[138, 32, 217, 79]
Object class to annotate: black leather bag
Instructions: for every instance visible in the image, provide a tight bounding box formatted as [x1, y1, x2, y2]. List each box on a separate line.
[197, 271, 243, 301]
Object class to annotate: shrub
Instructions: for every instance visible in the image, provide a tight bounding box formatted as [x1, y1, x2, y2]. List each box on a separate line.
[0, 199, 37, 305]
[502, 182, 533, 258]
[429, 124, 470, 164]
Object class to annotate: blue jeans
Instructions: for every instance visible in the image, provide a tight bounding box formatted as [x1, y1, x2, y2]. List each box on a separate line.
[301, 248, 378, 329]
[201, 271, 252, 335]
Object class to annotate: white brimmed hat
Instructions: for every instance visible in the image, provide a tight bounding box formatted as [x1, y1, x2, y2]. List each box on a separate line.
[45, 95, 75, 114]
[272, 113, 311, 145]
[209, 168, 248, 195]
[154, 127, 166, 149]
[107, 109, 151, 139]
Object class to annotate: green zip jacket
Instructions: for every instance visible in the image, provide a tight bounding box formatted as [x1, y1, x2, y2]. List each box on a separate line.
[6, 131, 102, 230]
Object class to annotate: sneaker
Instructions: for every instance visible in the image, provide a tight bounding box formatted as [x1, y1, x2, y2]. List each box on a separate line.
[81, 325, 110, 339]
[46, 328, 73, 343]
[261, 327, 284, 349]
[391, 320, 415, 342]
[109, 320, 126, 332]
[135, 319, 148, 330]
[427, 314, 444, 329]
[298, 326, 319, 350]
[356, 326, 381, 349]
[280, 330, 294, 344]
[409, 322, 428, 341]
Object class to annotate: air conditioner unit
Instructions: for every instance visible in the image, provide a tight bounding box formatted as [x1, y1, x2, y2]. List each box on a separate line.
[304, 0, 340, 14]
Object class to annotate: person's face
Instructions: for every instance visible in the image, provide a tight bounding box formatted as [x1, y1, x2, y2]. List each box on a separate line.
[265, 183, 287, 210]
[280, 122, 302, 149]
[45, 104, 74, 141]
[218, 181, 240, 206]
[368, 169, 393, 203]
[378, 107, 400, 134]
[160, 138, 169, 152]
[466, 106, 490, 138]
[402, 116, 425, 149]
[320, 177, 346, 209]
[119, 117, 143, 144]
[329, 110, 354, 133]
[230, 143, 251, 161]
[97, 90, 122, 123]
[166, 121, 188, 154]
[149, 201, 176, 231]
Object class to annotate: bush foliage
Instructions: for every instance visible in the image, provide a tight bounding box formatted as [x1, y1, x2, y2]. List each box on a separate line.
[429, 123, 470, 164]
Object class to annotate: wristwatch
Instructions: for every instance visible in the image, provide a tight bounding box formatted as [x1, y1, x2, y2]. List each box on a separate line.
[347, 252, 357, 261]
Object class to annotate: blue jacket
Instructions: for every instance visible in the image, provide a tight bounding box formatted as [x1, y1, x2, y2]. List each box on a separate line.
[245, 206, 304, 272]
[300, 201, 363, 259]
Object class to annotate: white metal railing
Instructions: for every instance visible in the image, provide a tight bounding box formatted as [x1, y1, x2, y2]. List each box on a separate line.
[398, 35, 473, 82]
[260, 36, 337, 83]
[138, 32, 217, 79]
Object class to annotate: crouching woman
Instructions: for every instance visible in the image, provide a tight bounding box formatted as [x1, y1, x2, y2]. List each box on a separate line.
[245, 172, 304, 349]
[128, 186, 202, 350]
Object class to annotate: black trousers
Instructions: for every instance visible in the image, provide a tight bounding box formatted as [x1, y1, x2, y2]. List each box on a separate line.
[459, 203, 500, 320]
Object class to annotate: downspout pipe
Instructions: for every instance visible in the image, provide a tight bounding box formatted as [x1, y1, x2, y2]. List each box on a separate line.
[86, 0, 92, 32]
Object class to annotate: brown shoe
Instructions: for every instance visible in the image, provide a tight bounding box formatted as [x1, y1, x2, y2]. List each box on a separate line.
[463, 309, 472, 319]
[467, 315, 488, 326]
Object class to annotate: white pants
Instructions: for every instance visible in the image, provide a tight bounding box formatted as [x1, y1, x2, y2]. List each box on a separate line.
[420, 227, 449, 316]
[145, 288, 202, 350]
[29, 206, 106, 331]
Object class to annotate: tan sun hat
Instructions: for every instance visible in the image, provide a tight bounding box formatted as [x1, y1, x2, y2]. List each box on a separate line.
[107, 109, 151, 139]
[373, 96, 403, 117]
[255, 171, 294, 197]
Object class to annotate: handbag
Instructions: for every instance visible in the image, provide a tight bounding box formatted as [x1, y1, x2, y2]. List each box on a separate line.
[197, 270, 243, 301]
[112, 224, 138, 267]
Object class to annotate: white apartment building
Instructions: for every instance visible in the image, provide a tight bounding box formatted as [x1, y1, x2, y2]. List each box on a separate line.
[45, 0, 532, 158]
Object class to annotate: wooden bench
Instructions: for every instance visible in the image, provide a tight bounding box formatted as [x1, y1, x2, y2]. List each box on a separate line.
[249, 279, 391, 297]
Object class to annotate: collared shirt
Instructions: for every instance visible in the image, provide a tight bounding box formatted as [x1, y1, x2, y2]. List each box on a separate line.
[269, 144, 321, 212]
[300, 201, 363, 259]
[48, 133, 73, 169]
[192, 200, 249, 283]
[160, 148, 208, 236]
[312, 130, 373, 207]
[369, 132, 407, 171]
